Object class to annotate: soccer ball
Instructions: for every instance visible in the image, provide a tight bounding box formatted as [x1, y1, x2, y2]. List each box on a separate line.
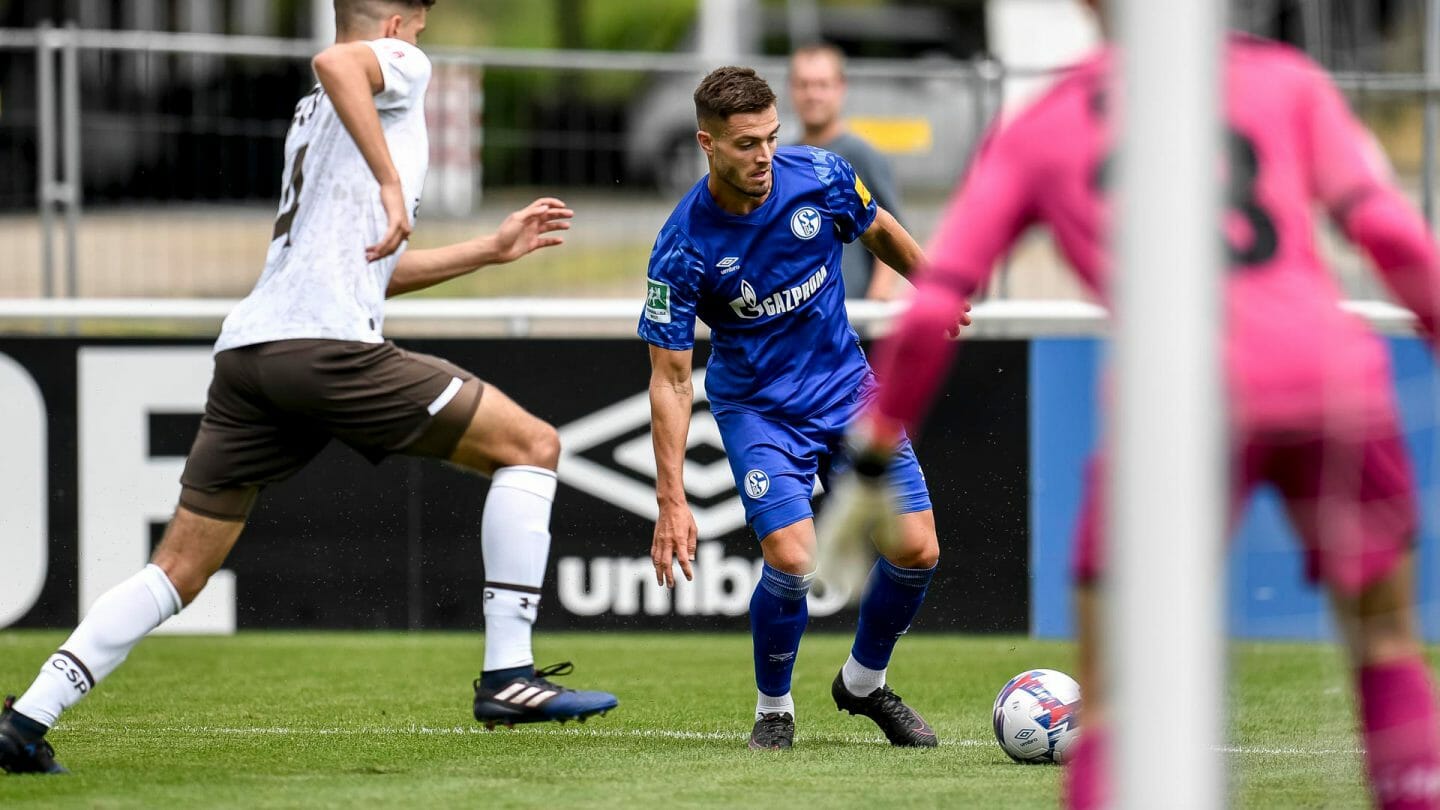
[992, 669, 1082, 764]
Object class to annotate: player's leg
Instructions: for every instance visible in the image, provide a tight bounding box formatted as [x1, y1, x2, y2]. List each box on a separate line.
[0, 508, 243, 775]
[714, 407, 822, 749]
[447, 384, 610, 724]
[1064, 582, 1108, 810]
[1328, 554, 1440, 810]
[749, 519, 818, 749]
[1, 347, 296, 775]
[1061, 442, 1259, 808]
[446, 382, 561, 683]
[825, 438, 938, 746]
[1063, 455, 1109, 810]
[1284, 428, 1440, 810]
[348, 345, 612, 726]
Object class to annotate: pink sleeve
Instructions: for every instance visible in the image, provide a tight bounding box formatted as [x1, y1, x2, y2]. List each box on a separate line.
[869, 126, 1039, 433]
[1345, 193, 1440, 345]
[923, 127, 1040, 299]
[1304, 67, 1440, 344]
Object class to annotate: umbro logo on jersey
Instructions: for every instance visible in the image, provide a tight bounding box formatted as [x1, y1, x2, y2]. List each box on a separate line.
[493, 682, 561, 708]
[767, 652, 796, 663]
[717, 256, 741, 274]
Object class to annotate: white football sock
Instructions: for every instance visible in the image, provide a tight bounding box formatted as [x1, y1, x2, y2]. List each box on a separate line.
[841, 653, 887, 697]
[13, 564, 181, 727]
[481, 465, 557, 672]
[756, 690, 795, 720]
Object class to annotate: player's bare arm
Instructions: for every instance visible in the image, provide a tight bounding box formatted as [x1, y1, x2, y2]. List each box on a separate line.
[312, 42, 410, 262]
[858, 209, 924, 278]
[386, 198, 574, 297]
[859, 209, 973, 339]
[648, 345, 698, 588]
[864, 258, 905, 301]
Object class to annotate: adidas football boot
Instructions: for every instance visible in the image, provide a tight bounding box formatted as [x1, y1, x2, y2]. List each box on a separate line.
[473, 662, 618, 729]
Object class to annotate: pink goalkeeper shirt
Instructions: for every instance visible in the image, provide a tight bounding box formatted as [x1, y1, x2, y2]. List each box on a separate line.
[873, 35, 1440, 436]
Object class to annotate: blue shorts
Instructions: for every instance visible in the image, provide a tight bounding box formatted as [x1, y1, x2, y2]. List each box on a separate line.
[713, 396, 932, 540]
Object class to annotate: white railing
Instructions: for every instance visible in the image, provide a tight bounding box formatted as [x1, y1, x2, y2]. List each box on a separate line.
[3, 25, 1439, 308]
[0, 297, 1416, 338]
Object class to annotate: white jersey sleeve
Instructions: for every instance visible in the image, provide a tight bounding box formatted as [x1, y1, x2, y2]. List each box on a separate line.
[214, 38, 432, 353]
[369, 38, 430, 111]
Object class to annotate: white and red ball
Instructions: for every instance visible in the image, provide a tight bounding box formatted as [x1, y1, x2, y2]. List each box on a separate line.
[992, 668, 1082, 764]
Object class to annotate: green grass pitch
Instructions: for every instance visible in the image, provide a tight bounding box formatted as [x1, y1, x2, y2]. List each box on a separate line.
[0, 630, 1427, 808]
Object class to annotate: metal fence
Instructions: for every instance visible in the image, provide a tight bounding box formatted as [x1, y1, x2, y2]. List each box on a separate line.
[1, 23, 1439, 311]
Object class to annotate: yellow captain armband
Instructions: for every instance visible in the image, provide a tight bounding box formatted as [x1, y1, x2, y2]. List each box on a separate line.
[854, 175, 873, 208]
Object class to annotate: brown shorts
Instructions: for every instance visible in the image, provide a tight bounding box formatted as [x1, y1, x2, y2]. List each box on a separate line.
[179, 339, 483, 520]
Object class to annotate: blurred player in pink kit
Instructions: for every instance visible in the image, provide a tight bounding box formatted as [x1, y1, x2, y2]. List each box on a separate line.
[831, 1, 1440, 807]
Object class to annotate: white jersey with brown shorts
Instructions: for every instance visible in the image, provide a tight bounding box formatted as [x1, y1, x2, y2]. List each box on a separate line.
[182, 39, 482, 520]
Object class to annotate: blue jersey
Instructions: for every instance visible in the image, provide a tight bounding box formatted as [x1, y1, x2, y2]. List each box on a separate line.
[638, 146, 878, 420]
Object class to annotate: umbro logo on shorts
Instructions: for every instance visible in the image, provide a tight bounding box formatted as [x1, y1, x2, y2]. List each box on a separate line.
[493, 682, 561, 708]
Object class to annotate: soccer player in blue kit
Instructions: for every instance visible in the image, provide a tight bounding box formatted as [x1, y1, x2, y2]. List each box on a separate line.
[640, 67, 965, 750]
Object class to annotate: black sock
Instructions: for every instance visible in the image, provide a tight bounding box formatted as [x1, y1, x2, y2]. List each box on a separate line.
[480, 664, 535, 691]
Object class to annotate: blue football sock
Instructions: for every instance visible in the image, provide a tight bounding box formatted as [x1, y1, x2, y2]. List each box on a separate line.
[750, 564, 812, 697]
[480, 663, 535, 690]
[851, 557, 936, 671]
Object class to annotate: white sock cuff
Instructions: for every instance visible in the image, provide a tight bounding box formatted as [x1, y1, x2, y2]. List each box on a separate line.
[756, 690, 795, 719]
[141, 564, 183, 617]
[842, 654, 887, 696]
[492, 465, 558, 502]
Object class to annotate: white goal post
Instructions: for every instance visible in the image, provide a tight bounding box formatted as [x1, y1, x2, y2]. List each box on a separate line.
[1112, 0, 1225, 807]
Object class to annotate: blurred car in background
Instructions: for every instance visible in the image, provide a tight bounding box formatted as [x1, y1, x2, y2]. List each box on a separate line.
[623, 3, 992, 195]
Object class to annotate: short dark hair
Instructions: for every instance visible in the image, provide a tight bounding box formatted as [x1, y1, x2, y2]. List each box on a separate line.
[335, 0, 435, 32]
[694, 66, 777, 130]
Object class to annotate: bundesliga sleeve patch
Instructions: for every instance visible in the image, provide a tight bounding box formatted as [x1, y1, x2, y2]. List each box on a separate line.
[644, 279, 672, 324]
[854, 175, 873, 208]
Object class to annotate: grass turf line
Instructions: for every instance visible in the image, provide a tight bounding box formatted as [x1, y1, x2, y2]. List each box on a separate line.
[0, 631, 1425, 808]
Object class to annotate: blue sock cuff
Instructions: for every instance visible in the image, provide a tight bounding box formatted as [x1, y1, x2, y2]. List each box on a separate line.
[760, 564, 813, 601]
[877, 557, 936, 588]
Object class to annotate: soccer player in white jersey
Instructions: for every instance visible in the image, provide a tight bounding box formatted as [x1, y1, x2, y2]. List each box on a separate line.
[0, 0, 616, 774]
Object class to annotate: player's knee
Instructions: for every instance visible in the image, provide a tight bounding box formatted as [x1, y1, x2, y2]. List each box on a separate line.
[1344, 608, 1423, 666]
[885, 535, 939, 570]
[888, 546, 938, 570]
[764, 543, 815, 575]
[1332, 559, 1423, 666]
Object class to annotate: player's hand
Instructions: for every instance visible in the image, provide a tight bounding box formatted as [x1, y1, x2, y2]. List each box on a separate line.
[652, 501, 699, 588]
[946, 299, 974, 340]
[492, 197, 574, 264]
[367, 181, 412, 262]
